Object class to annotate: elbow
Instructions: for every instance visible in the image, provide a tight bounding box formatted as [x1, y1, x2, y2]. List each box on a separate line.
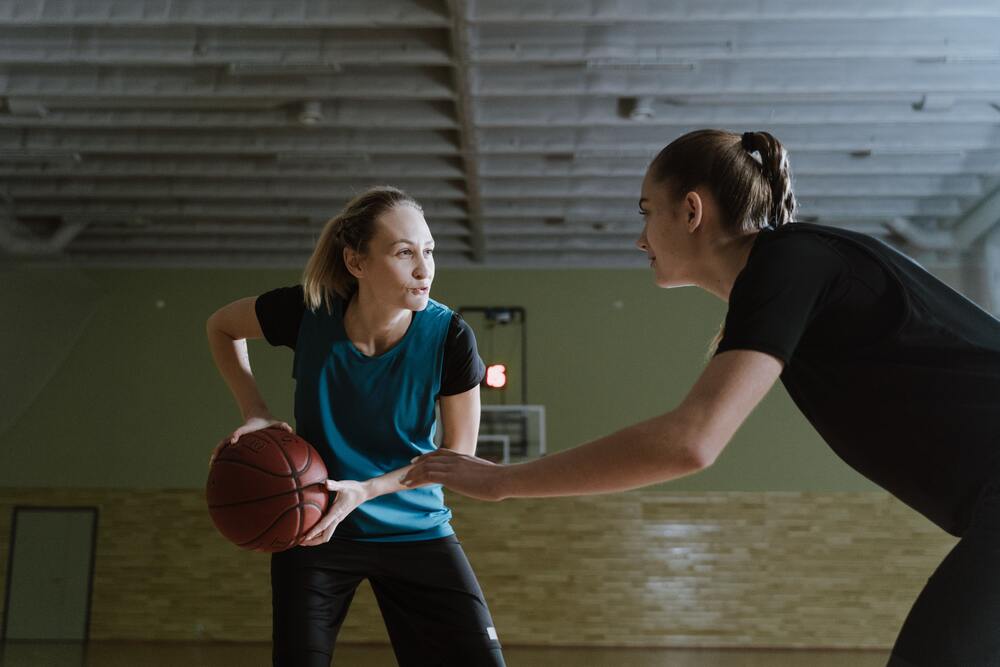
[686, 443, 718, 472]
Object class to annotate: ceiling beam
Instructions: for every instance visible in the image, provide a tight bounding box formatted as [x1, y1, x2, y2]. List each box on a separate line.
[0, 215, 87, 255]
[953, 183, 1000, 248]
[447, 0, 486, 262]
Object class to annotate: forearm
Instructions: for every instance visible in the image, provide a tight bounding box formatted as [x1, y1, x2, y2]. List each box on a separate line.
[363, 464, 423, 499]
[206, 326, 271, 419]
[363, 437, 474, 499]
[499, 410, 707, 499]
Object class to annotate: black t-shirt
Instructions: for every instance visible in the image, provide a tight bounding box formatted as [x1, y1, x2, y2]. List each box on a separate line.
[255, 285, 485, 397]
[718, 223, 1000, 536]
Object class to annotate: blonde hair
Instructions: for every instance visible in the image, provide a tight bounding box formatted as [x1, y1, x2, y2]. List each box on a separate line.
[302, 186, 422, 311]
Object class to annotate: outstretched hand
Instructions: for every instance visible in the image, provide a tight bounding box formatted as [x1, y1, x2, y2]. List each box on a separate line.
[402, 449, 508, 502]
[299, 479, 369, 547]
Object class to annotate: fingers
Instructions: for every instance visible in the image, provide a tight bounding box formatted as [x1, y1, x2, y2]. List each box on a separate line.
[402, 462, 450, 486]
[278, 421, 293, 433]
[302, 512, 341, 545]
[410, 448, 461, 464]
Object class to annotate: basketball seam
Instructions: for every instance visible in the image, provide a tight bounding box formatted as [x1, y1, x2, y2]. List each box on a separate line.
[207, 484, 324, 509]
[209, 458, 299, 478]
[267, 429, 307, 544]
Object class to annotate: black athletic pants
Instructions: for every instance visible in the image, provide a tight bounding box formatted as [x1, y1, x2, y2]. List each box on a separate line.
[889, 479, 1000, 666]
[271, 534, 505, 666]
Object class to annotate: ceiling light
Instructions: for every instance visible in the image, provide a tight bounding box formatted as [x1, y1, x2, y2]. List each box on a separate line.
[297, 100, 323, 126]
[627, 97, 656, 121]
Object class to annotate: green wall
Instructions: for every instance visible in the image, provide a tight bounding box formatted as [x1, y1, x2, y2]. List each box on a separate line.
[0, 266, 877, 492]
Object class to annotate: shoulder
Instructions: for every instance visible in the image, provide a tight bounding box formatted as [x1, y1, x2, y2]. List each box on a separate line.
[422, 298, 458, 329]
[738, 226, 849, 285]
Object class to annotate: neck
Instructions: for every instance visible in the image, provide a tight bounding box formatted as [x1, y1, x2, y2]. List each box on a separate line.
[693, 231, 760, 302]
[343, 288, 412, 355]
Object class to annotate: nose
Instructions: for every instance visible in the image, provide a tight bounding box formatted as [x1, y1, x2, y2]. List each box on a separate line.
[413, 253, 430, 279]
[635, 234, 648, 252]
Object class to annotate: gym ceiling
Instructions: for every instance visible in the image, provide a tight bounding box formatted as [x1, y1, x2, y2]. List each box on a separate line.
[2, 0, 999, 269]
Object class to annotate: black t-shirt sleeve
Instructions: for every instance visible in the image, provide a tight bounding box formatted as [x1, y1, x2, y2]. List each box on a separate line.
[716, 233, 847, 365]
[439, 313, 486, 396]
[254, 285, 306, 349]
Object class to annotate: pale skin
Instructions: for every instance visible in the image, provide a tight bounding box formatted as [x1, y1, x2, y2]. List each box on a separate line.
[206, 204, 481, 546]
[401, 172, 785, 499]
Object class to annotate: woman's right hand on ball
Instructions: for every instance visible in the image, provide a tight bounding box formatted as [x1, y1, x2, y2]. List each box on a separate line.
[209, 415, 293, 467]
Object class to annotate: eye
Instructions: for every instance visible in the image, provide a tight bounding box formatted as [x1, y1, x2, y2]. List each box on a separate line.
[397, 248, 413, 257]
[424, 248, 434, 256]
[638, 208, 649, 217]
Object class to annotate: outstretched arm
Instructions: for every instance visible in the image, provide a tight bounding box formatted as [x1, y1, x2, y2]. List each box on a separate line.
[401, 350, 782, 500]
[301, 385, 482, 544]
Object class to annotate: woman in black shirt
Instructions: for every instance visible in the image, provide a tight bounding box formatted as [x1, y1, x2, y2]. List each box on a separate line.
[404, 129, 1000, 666]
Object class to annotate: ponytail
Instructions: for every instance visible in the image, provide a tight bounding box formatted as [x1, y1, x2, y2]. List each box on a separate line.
[740, 131, 796, 228]
[648, 128, 797, 234]
[302, 186, 421, 312]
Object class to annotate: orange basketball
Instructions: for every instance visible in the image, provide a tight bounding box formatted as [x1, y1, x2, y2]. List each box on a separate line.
[206, 427, 329, 552]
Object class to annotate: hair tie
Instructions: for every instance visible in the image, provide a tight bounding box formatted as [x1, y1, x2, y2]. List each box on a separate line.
[741, 131, 755, 150]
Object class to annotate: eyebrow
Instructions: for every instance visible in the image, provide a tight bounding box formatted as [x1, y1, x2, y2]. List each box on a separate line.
[391, 239, 434, 245]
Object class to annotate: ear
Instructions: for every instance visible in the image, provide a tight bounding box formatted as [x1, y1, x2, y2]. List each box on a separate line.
[343, 245, 365, 280]
[683, 191, 704, 233]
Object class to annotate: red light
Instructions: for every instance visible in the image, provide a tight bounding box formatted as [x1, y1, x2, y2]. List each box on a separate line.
[485, 364, 507, 389]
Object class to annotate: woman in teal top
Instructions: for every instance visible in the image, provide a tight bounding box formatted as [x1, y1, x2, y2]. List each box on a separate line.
[207, 186, 505, 666]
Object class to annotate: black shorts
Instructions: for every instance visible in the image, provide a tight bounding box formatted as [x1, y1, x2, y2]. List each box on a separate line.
[270, 534, 505, 667]
[889, 479, 1000, 666]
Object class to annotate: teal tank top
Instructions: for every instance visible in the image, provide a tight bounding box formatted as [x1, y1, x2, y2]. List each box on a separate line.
[293, 296, 454, 542]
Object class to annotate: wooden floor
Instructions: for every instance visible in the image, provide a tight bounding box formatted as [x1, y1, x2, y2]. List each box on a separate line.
[0, 642, 891, 666]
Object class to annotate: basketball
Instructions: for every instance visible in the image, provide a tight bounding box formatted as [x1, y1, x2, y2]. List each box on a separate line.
[206, 427, 329, 552]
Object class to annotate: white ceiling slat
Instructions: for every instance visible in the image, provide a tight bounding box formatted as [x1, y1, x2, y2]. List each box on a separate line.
[67, 237, 470, 253]
[0, 128, 460, 155]
[0, 66, 456, 100]
[80, 221, 473, 238]
[474, 61, 1000, 97]
[474, 17, 1000, 63]
[6, 178, 468, 200]
[471, 0, 1000, 23]
[0, 155, 465, 179]
[0, 1, 451, 28]
[477, 153, 1000, 178]
[474, 124, 1000, 154]
[479, 175, 984, 199]
[0, 101, 458, 129]
[0, 26, 452, 66]
[475, 99, 1000, 127]
[13, 200, 469, 222]
[478, 198, 964, 220]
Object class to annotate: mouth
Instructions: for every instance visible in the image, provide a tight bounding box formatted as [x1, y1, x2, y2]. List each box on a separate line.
[409, 286, 430, 296]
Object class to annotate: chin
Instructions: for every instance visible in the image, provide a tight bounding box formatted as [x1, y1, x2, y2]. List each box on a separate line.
[406, 295, 431, 311]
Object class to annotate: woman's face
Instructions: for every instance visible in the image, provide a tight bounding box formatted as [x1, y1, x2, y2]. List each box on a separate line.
[353, 204, 435, 311]
[635, 171, 701, 288]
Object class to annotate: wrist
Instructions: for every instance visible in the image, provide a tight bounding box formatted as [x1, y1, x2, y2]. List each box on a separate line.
[494, 464, 515, 501]
[360, 477, 379, 501]
[240, 405, 272, 421]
